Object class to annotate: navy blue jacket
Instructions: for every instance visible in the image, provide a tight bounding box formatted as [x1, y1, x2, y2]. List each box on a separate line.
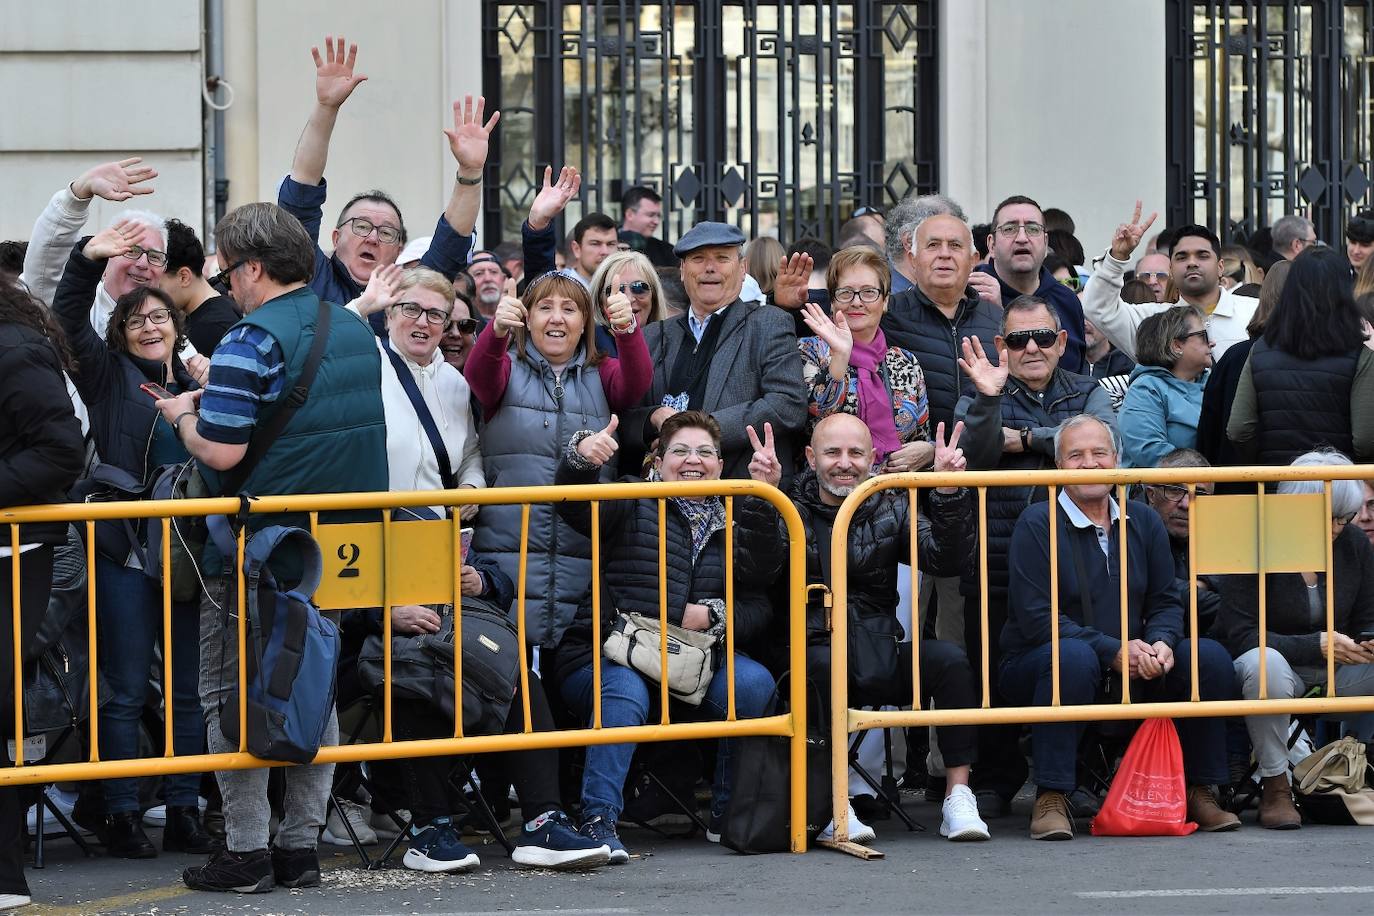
[1002, 498, 1184, 670]
[975, 262, 1086, 374]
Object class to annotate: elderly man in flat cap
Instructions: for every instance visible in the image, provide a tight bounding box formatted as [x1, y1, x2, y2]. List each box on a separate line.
[621, 221, 808, 480]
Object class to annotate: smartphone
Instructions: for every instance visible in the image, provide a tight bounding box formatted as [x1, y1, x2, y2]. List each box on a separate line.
[140, 382, 173, 400]
[1358, 630, 1374, 644]
[460, 527, 474, 561]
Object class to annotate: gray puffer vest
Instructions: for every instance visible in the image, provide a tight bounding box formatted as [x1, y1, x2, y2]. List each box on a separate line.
[472, 339, 611, 648]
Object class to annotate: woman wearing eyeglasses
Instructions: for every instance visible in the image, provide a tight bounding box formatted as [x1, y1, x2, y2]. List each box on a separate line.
[52, 222, 217, 859]
[1119, 304, 1213, 468]
[588, 251, 669, 356]
[798, 246, 933, 471]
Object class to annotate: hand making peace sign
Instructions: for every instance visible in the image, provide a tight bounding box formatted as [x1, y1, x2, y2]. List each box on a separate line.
[747, 422, 781, 487]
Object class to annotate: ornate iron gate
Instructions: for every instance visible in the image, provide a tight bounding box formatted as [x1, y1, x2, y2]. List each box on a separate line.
[1167, 0, 1374, 245]
[481, 1, 938, 245]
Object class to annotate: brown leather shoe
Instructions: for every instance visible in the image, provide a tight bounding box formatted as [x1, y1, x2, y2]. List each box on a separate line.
[1029, 790, 1074, 840]
[1187, 785, 1240, 832]
[1258, 774, 1302, 830]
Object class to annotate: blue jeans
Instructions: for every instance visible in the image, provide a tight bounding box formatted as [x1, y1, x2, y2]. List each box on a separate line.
[95, 557, 205, 813]
[560, 658, 776, 823]
[999, 637, 1235, 792]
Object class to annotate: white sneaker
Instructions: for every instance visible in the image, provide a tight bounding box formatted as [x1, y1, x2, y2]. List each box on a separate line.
[816, 803, 876, 844]
[371, 808, 410, 841]
[0, 893, 31, 910]
[322, 799, 377, 846]
[940, 784, 991, 841]
[143, 795, 207, 827]
[26, 786, 77, 836]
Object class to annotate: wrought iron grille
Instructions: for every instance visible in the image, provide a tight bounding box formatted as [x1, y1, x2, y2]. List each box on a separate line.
[1167, 0, 1374, 245]
[480, 1, 938, 245]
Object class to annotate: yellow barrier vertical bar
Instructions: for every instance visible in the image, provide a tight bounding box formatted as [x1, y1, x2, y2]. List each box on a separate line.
[908, 488, 921, 709]
[785, 486, 807, 853]
[1048, 486, 1060, 707]
[1257, 482, 1268, 700]
[1117, 484, 1130, 705]
[657, 498, 670, 726]
[309, 511, 318, 539]
[725, 496, 736, 722]
[236, 526, 247, 753]
[161, 518, 174, 757]
[830, 488, 850, 844]
[978, 487, 990, 707]
[382, 511, 393, 744]
[591, 501, 602, 730]
[10, 526, 22, 767]
[452, 509, 464, 738]
[86, 520, 99, 761]
[1187, 484, 1199, 701]
[1325, 481, 1336, 696]
[517, 504, 533, 732]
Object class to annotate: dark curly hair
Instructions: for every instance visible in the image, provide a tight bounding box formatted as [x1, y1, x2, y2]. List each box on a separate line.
[104, 286, 185, 355]
[0, 279, 75, 372]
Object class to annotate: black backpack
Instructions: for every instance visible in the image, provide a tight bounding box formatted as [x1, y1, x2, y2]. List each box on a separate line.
[359, 595, 520, 736]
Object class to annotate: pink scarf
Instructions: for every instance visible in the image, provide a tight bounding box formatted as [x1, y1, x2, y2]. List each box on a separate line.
[849, 329, 901, 462]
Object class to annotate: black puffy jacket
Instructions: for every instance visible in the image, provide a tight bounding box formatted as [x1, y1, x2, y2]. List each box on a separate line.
[550, 458, 784, 685]
[880, 284, 1002, 435]
[786, 468, 974, 641]
[1246, 340, 1359, 465]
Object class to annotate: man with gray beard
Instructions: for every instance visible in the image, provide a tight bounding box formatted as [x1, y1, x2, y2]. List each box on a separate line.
[464, 251, 507, 320]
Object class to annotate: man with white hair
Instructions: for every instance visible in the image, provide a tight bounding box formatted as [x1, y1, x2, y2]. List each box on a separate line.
[21, 158, 165, 336]
[1270, 214, 1317, 262]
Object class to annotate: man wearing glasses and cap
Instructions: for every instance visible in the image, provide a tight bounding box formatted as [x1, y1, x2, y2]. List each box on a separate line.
[621, 221, 807, 480]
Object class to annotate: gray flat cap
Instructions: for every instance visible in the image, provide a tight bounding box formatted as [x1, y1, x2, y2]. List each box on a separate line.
[673, 221, 746, 256]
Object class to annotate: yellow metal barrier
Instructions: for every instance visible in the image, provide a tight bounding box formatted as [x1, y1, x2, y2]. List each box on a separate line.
[826, 464, 1374, 856]
[0, 480, 810, 853]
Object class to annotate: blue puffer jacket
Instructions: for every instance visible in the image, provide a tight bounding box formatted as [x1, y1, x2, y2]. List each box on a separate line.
[1119, 365, 1206, 468]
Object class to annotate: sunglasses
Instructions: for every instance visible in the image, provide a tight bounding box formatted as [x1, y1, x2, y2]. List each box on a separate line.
[209, 259, 245, 291]
[1002, 328, 1059, 350]
[1057, 273, 1082, 291]
[852, 206, 885, 218]
[447, 318, 478, 335]
[1176, 328, 1211, 343]
[605, 281, 651, 297]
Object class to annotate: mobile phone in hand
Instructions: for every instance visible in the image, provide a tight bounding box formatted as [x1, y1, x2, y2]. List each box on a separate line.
[461, 527, 474, 560]
[140, 382, 173, 400]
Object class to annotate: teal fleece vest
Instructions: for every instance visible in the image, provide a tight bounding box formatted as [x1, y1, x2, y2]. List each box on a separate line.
[206, 288, 388, 531]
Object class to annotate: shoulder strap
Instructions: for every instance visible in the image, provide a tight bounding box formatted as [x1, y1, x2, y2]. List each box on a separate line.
[381, 338, 457, 489]
[220, 298, 332, 496]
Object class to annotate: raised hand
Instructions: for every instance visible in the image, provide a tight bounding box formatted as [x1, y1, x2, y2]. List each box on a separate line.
[352, 262, 404, 316]
[801, 302, 853, 375]
[967, 270, 1002, 307]
[311, 36, 367, 109]
[82, 218, 141, 261]
[72, 158, 157, 202]
[957, 335, 1009, 397]
[576, 415, 620, 467]
[771, 252, 813, 310]
[491, 277, 526, 339]
[932, 421, 966, 474]
[1108, 199, 1158, 261]
[528, 165, 581, 231]
[746, 422, 781, 487]
[445, 94, 501, 175]
[603, 291, 634, 332]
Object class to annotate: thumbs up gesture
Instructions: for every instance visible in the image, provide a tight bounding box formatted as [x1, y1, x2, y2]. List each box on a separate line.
[575, 415, 620, 466]
[492, 277, 526, 338]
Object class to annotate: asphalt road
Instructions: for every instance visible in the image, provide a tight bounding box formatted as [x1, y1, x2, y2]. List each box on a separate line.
[19, 796, 1374, 915]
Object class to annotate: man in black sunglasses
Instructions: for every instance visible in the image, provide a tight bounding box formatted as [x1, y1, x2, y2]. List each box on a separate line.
[974, 195, 1086, 373]
[951, 294, 1118, 816]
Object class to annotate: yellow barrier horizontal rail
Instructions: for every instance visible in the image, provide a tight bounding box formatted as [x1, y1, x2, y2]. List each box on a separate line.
[826, 463, 1374, 852]
[0, 478, 811, 852]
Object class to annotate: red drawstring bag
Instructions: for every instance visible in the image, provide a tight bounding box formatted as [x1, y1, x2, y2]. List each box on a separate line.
[1091, 718, 1198, 836]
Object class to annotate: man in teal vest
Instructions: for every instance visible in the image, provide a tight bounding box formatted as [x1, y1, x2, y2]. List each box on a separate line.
[157, 201, 387, 895]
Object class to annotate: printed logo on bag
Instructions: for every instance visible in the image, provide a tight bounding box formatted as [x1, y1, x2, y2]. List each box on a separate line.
[478, 634, 501, 653]
[1117, 771, 1185, 819]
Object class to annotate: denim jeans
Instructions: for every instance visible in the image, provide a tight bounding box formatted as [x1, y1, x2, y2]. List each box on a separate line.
[560, 658, 776, 824]
[95, 556, 205, 814]
[1000, 637, 1236, 791]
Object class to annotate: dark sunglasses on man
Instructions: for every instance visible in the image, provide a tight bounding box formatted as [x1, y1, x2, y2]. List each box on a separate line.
[446, 318, 479, 335]
[1002, 328, 1059, 350]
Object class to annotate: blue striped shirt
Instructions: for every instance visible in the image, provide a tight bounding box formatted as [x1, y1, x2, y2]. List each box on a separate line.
[196, 325, 287, 444]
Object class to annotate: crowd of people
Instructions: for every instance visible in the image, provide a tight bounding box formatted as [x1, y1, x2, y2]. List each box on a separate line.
[2, 34, 1374, 908]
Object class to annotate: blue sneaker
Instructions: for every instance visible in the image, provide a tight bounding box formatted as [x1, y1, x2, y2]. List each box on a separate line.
[512, 811, 610, 869]
[403, 817, 480, 873]
[578, 814, 629, 865]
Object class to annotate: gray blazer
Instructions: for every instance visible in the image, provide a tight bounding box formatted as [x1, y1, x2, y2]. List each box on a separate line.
[624, 299, 808, 479]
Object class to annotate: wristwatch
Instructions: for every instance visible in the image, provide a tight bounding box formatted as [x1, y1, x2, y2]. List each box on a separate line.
[456, 171, 482, 186]
[1019, 428, 1032, 451]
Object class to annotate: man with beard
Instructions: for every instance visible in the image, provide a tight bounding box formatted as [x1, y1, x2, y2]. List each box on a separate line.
[974, 195, 1086, 372]
[464, 251, 507, 321]
[1084, 202, 1257, 360]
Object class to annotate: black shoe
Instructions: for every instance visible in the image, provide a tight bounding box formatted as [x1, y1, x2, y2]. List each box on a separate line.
[106, 812, 157, 859]
[974, 789, 1011, 820]
[203, 805, 226, 840]
[850, 793, 891, 823]
[183, 848, 275, 894]
[923, 776, 948, 805]
[164, 806, 223, 854]
[271, 845, 321, 889]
